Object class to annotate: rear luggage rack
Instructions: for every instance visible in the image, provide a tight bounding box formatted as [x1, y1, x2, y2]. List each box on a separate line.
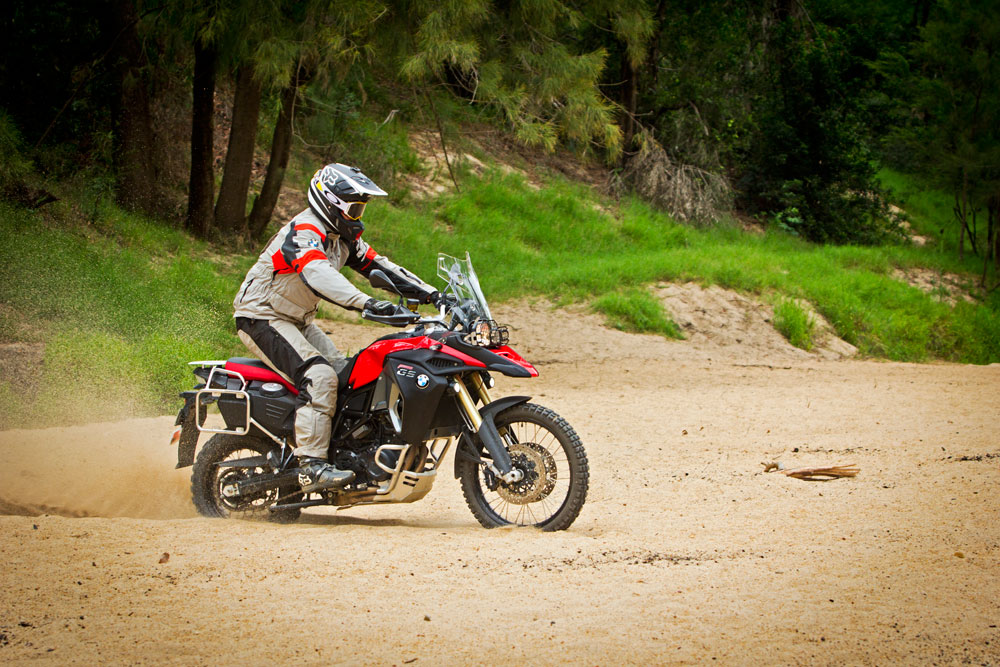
[195, 366, 283, 445]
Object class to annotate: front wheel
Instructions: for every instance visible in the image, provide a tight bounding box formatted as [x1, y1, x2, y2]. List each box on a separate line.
[191, 433, 301, 523]
[458, 403, 588, 531]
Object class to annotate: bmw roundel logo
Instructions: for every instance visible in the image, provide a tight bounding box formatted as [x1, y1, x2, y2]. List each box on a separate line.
[416, 374, 430, 388]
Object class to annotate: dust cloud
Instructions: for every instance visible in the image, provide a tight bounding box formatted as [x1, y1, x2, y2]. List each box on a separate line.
[0, 416, 196, 519]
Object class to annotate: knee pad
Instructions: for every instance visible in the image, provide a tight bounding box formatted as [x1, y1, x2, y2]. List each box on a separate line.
[301, 360, 337, 414]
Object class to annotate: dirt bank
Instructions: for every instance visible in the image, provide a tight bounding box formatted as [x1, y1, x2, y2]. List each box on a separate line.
[1, 304, 998, 664]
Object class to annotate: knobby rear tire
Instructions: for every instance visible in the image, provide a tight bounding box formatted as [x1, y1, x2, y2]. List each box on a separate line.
[191, 433, 301, 523]
[457, 403, 589, 531]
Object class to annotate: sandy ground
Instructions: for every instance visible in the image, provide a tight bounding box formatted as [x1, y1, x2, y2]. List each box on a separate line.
[1, 298, 999, 665]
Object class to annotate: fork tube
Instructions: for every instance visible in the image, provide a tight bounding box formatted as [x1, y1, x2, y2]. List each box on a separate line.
[453, 378, 483, 429]
[453, 376, 519, 479]
[469, 372, 493, 405]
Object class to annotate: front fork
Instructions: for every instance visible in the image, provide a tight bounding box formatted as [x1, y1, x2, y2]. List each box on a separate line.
[452, 375, 525, 484]
[469, 371, 493, 405]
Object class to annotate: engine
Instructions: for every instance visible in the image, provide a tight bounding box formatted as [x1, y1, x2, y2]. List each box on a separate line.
[330, 415, 405, 486]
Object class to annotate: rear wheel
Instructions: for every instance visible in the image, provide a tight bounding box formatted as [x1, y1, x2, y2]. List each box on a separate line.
[191, 433, 301, 523]
[458, 403, 588, 531]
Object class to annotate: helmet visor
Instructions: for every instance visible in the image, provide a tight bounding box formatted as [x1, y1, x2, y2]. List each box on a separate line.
[344, 201, 367, 220]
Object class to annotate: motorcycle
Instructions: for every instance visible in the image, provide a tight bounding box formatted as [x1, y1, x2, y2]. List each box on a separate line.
[171, 252, 589, 530]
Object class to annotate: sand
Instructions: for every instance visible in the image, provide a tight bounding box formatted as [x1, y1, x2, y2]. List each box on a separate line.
[1, 296, 998, 664]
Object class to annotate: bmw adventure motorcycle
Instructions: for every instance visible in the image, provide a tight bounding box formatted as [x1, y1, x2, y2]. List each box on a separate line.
[171, 253, 588, 530]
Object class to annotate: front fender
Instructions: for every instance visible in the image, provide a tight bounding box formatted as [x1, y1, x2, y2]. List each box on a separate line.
[453, 395, 531, 478]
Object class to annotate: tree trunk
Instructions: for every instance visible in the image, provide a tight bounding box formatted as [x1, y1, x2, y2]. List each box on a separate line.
[248, 70, 299, 241]
[645, 0, 668, 83]
[215, 65, 262, 238]
[186, 41, 216, 237]
[109, 0, 156, 215]
[990, 195, 1000, 281]
[994, 198, 1000, 272]
[621, 55, 638, 153]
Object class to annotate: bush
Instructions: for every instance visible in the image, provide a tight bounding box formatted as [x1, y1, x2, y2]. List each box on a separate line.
[0, 110, 33, 191]
[773, 298, 815, 351]
[738, 24, 893, 244]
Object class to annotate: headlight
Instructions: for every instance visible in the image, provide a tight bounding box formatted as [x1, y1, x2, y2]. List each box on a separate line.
[464, 319, 510, 347]
[467, 320, 492, 346]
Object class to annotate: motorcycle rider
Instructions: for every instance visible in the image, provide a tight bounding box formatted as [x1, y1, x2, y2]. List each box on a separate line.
[233, 163, 444, 492]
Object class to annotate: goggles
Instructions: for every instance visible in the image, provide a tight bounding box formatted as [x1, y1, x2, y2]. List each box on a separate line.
[343, 201, 367, 220]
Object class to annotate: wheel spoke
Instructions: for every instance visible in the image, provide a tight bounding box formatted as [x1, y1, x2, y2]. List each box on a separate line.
[461, 407, 587, 531]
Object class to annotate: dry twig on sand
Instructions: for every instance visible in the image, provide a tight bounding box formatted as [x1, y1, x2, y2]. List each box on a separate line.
[762, 462, 860, 480]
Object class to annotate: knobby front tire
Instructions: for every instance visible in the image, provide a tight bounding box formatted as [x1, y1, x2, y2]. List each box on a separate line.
[457, 403, 589, 531]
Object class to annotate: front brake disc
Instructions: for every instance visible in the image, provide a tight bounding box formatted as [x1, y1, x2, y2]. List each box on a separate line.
[496, 442, 557, 505]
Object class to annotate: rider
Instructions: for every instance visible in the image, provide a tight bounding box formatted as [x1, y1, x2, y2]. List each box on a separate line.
[234, 163, 445, 492]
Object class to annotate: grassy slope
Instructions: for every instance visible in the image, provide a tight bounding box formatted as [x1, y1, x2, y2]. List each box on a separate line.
[0, 201, 249, 426]
[1, 168, 998, 427]
[369, 172, 999, 361]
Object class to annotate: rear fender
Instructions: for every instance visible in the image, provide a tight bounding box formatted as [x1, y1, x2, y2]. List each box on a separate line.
[453, 395, 531, 478]
[174, 391, 205, 468]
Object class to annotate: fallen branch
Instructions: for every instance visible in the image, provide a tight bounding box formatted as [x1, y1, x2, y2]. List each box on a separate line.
[762, 461, 859, 480]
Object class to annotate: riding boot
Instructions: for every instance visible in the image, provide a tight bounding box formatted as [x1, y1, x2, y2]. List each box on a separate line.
[297, 457, 354, 492]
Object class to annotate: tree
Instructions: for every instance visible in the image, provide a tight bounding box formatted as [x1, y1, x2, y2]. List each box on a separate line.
[108, 0, 157, 215]
[740, 15, 889, 243]
[214, 63, 262, 237]
[187, 40, 216, 237]
[246, 1, 380, 240]
[247, 66, 300, 240]
[898, 0, 1000, 283]
[392, 0, 655, 161]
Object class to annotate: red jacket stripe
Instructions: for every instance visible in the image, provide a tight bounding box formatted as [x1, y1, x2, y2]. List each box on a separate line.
[292, 249, 328, 272]
[271, 251, 294, 274]
[360, 246, 378, 270]
[294, 223, 326, 240]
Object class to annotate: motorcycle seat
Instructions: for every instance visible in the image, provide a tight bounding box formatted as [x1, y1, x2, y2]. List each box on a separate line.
[225, 356, 360, 396]
[225, 357, 298, 395]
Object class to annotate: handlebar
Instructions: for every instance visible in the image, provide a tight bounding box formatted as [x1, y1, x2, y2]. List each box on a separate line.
[360, 298, 477, 333]
[361, 307, 422, 327]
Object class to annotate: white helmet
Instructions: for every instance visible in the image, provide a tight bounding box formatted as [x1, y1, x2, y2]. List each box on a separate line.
[307, 163, 387, 240]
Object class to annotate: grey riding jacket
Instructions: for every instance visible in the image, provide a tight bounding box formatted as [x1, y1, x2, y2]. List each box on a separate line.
[234, 208, 434, 326]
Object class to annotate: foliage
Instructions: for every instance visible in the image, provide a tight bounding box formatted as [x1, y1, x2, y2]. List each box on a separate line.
[0, 200, 246, 427]
[592, 290, 684, 339]
[738, 19, 892, 244]
[880, 0, 1000, 275]
[617, 0, 920, 244]
[773, 298, 815, 351]
[0, 110, 32, 191]
[392, 0, 653, 160]
[296, 79, 422, 197]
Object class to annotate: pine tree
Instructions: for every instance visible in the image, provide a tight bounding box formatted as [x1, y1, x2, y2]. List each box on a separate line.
[392, 0, 654, 160]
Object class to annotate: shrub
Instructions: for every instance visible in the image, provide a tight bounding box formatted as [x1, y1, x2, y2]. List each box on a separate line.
[773, 298, 815, 351]
[592, 289, 684, 339]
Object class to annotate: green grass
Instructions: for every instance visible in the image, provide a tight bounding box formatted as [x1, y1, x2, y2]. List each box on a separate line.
[592, 290, 685, 339]
[773, 299, 815, 351]
[0, 201, 247, 427]
[2, 162, 1000, 427]
[361, 170, 998, 363]
[877, 167, 994, 270]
